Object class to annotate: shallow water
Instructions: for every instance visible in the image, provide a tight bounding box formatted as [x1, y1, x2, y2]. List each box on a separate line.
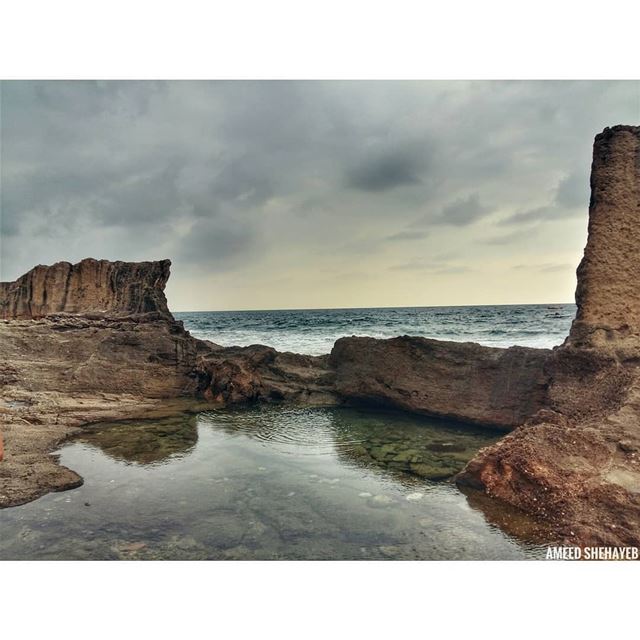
[0, 406, 550, 560]
[176, 303, 575, 355]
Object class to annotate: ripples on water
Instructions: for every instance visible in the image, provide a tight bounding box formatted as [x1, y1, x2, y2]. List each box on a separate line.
[0, 406, 551, 560]
[175, 304, 575, 355]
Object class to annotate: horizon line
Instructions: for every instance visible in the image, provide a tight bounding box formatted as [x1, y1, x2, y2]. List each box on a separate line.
[171, 300, 576, 314]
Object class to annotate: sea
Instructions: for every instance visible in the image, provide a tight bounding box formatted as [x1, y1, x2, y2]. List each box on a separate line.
[175, 303, 576, 356]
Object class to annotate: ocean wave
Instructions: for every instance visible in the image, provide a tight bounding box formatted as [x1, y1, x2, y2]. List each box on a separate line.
[175, 303, 574, 356]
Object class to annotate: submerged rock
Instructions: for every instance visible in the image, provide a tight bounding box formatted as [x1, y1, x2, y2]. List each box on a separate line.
[76, 417, 198, 465]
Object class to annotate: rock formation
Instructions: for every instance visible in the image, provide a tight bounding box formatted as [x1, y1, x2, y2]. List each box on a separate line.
[2, 124, 640, 549]
[329, 336, 550, 429]
[457, 125, 640, 546]
[0, 258, 337, 506]
[569, 125, 640, 350]
[195, 344, 336, 406]
[0, 273, 200, 506]
[0, 258, 173, 320]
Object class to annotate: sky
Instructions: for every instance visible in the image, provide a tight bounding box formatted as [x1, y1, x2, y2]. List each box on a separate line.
[1, 80, 638, 311]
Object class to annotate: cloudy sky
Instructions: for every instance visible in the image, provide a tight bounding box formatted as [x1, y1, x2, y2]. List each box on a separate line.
[1, 80, 638, 311]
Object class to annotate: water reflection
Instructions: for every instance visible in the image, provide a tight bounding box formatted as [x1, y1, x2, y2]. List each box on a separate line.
[195, 406, 501, 481]
[0, 406, 550, 560]
[77, 416, 198, 465]
[460, 487, 556, 545]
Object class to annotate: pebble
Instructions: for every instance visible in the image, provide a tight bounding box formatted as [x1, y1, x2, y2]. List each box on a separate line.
[406, 492, 424, 502]
[358, 492, 372, 497]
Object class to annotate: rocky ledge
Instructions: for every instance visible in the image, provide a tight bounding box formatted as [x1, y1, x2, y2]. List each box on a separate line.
[329, 336, 549, 429]
[2, 124, 639, 549]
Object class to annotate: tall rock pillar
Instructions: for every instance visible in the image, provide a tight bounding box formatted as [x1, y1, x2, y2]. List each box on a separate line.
[569, 125, 640, 349]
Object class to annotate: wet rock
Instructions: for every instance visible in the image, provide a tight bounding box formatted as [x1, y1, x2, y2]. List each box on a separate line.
[410, 463, 458, 480]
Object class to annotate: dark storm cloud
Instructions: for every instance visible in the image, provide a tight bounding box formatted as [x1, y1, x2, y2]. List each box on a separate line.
[410, 193, 490, 227]
[436, 194, 491, 226]
[501, 170, 591, 226]
[176, 218, 255, 268]
[345, 149, 425, 192]
[502, 204, 583, 226]
[502, 206, 554, 225]
[1, 79, 638, 305]
[555, 171, 590, 209]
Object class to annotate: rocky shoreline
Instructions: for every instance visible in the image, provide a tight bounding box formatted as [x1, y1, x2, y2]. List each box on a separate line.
[0, 298, 544, 507]
[1, 124, 639, 549]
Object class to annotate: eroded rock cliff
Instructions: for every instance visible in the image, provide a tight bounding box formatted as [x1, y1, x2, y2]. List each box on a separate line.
[0, 258, 173, 320]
